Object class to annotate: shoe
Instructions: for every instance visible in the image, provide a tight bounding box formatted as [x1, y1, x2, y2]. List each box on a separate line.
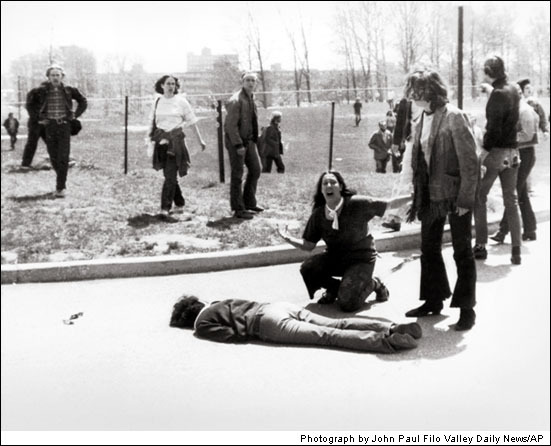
[455, 308, 476, 331]
[317, 290, 337, 305]
[405, 301, 443, 318]
[246, 206, 264, 213]
[387, 333, 418, 350]
[234, 210, 254, 220]
[511, 246, 521, 265]
[55, 189, 66, 198]
[473, 244, 487, 260]
[172, 205, 185, 214]
[391, 322, 422, 339]
[382, 220, 401, 232]
[522, 232, 536, 241]
[489, 231, 506, 244]
[20, 165, 32, 171]
[160, 209, 171, 218]
[374, 278, 389, 302]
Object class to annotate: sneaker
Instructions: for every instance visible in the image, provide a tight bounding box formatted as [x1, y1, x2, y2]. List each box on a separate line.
[20, 165, 32, 171]
[374, 278, 389, 302]
[387, 333, 418, 350]
[246, 206, 264, 213]
[391, 322, 423, 339]
[473, 244, 487, 260]
[160, 209, 171, 218]
[489, 231, 506, 244]
[234, 210, 254, 220]
[522, 232, 536, 241]
[172, 206, 185, 214]
[55, 189, 66, 198]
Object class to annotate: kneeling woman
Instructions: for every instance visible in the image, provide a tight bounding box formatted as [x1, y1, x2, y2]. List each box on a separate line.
[170, 295, 422, 353]
[278, 170, 411, 312]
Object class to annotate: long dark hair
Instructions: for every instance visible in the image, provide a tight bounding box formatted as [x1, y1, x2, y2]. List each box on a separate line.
[170, 295, 205, 328]
[312, 170, 356, 210]
[404, 70, 448, 112]
[155, 75, 180, 94]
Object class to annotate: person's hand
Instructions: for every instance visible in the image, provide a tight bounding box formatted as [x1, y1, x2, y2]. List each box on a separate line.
[391, 144, 400, 156]
[38, 119, 49, 125]
[480, 83, 493, 94]
[159, 139, 169, 145]
[456, 207, 469, 216]
[277, 225, 290, 242]
[236, 147, 245, 156]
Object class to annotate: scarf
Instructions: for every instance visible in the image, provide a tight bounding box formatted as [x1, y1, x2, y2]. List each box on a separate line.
[326, 198, 344, 230]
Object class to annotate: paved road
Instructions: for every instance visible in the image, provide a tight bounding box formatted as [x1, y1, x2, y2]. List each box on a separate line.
[1, 222, 549, 431]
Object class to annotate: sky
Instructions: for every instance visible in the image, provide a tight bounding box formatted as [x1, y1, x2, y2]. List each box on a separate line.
[1, 1, 549, 74]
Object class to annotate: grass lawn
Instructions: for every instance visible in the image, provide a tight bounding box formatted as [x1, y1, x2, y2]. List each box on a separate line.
[1, 98, 549, 264]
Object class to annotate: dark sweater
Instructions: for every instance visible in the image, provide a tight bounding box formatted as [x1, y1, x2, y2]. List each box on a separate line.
[194, 299, 265, 343]
[483, 79, 519, 150]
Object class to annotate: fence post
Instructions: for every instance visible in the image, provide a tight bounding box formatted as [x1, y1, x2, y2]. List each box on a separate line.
[17, 76, 22, 120]
[124, 96, 128, 174]
[328, 101, 335, 170]
[216, 100, 225, 183]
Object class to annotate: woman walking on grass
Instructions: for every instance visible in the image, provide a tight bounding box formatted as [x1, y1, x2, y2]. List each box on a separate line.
[148, 75, 206, 218]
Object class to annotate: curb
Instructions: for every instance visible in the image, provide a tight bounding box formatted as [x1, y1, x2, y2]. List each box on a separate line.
[2, 210, 549, 284]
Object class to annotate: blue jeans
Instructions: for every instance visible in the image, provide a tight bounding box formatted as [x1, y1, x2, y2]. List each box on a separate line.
[474, 148, 522, 247]
[226, 138, 261, 211]
[499, 147, 536, 235]
[256, 302, 394, 353]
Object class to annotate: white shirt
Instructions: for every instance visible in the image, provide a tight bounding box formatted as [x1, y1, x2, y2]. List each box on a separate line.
[150, 95, 198, 131]
[420, 112, 434, 167]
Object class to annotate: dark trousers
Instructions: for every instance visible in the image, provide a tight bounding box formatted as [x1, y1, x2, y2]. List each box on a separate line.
[420, 211, 476, 309]
[391, 153, 402, 173]
[161, 154, 185, 211]
[499, 147, 536, 235]
[262, 154, 285, 173]
[300, 252, 379, 312]
[375, 158, 388, 173]
[226, 138, 261, 211]
[355, 114, 361, 126]
[8, 132, 17, 149]
[22, 121, 44, 166]
[44, 121, 71, 191]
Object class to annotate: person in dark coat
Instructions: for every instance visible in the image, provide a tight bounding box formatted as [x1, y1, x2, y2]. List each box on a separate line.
[26, 65, 87, 197]
[3, 113, 19, 150]
[261, 111, 285, 173]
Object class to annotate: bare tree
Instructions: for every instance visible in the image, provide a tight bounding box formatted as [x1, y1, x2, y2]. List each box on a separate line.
[396, 1, 426, 73]
[284, 25, 303, 106]
[246, 9, 268, 108]
[335, 4, 358, 101]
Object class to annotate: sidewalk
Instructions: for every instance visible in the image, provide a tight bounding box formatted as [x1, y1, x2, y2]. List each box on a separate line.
[1, 209, 549, 284]
[2, 221, 549, 430]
